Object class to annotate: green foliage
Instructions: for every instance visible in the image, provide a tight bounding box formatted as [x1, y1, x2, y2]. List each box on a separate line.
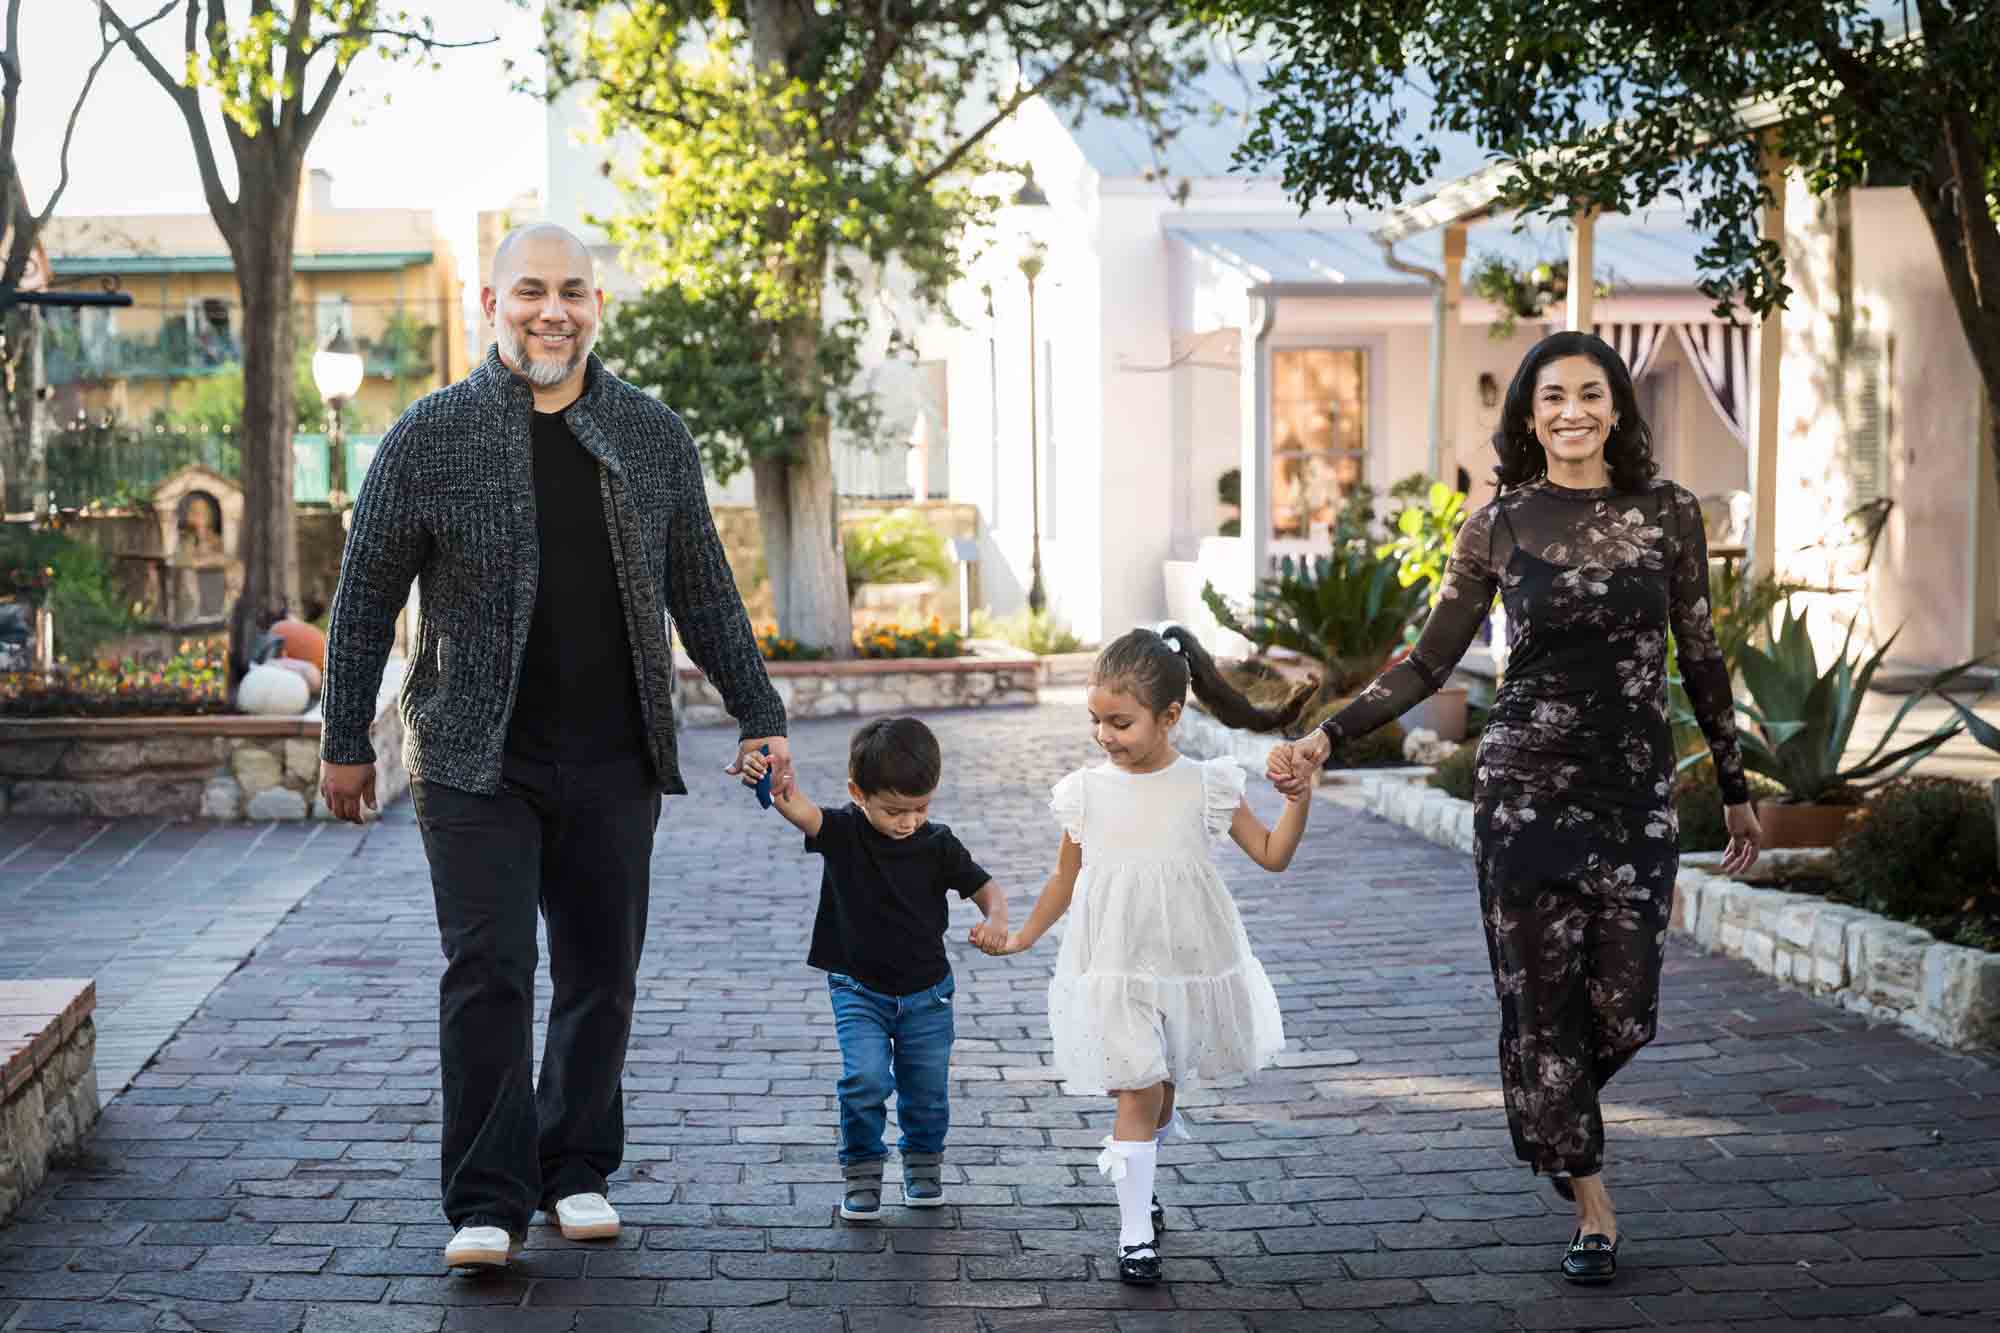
[1833, 778, 2000, 938]
[971, 607, 1087, 656]
[0, 526, 136, 661]
[1468, 254, 1612, 340]
[842, 509, 955, 603]
[1376, 480, 1469, 622]
[1668, 565, 1812, 759]
[166, 345, 354, 436]
[555, 0, 1214, 488]
[1200, 1, 2000, 331]
[1202, 546, 1425, 700]
[1678, 603, 1963, 804]
[1427, 741, 1478, 800]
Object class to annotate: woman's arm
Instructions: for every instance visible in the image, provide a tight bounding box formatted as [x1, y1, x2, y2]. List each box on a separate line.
[1665, 486, 1751, 806]
[989, 835, 1082, 954]
[1228, 779, 1314, 871]
[1272, 505, 1500, 794]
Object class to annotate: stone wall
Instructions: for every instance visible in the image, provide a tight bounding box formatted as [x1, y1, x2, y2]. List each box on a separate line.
[0, 659, 409, 821]
[678, 649, 1038, 728]
[1341, 771, 2000, 1051]
[0, 1018, 98, 1223]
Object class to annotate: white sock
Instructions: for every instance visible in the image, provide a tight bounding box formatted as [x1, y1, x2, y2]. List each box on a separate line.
[1097, 1137, 1158, 1249]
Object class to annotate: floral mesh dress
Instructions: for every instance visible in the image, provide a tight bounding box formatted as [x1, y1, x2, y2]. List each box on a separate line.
[1322, 479, 1748, 1178]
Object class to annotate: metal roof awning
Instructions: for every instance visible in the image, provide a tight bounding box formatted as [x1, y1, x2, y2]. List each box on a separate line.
[1167, 218, 1712, 293]
[45, 250, 435, 277]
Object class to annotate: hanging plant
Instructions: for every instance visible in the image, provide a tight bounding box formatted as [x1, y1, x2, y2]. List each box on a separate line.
[1469, 254, 1614, 340]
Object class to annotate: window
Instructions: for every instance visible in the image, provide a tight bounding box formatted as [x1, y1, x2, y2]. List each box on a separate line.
[315, 295, 353, 342]
[1844, 331, 1890, 508]
[1270, 346, 1367, 541]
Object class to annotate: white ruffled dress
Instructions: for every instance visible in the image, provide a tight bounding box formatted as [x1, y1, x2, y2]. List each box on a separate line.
[1046, 755, 1286, 1095]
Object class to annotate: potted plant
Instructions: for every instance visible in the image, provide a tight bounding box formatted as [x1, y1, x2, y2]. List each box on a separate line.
[1201, 543, 1427, 723]
[1680, 604, 1964, 847]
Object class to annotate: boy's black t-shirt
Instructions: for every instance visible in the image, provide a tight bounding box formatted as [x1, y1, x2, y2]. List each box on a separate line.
[804, 805, 990, 996]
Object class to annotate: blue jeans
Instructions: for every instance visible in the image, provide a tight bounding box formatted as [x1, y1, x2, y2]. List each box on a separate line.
[827, 971, 955, 1165]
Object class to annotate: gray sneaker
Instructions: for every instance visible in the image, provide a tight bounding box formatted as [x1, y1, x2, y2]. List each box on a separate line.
[840, 1160, 883, 1222]
[902, 1152, 944, 1207]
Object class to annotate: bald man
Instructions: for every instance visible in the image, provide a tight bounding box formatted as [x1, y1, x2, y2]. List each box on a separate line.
[320, 224, 793, 1271]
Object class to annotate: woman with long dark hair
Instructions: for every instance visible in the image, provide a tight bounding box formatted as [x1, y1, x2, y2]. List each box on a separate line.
[1268, 331, 1761, 1284]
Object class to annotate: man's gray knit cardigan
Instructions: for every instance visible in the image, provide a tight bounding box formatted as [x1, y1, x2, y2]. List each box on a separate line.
[320, 347, 786, 795]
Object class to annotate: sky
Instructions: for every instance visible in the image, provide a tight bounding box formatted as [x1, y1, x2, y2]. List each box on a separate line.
[13, 2, 553, 302]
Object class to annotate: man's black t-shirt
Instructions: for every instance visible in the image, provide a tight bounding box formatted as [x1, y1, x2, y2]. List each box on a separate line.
[504, 408, 649, 763]
[804, 805, 990, 996]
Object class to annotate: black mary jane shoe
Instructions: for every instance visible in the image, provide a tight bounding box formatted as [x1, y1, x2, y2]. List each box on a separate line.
[1151, 1194, 1165, 1237]
[1118, 1241, 1163, 1285]
[1561, 1230, 1618, 1285]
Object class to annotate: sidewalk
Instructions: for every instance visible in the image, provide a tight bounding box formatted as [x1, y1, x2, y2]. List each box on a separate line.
[1, 698, 1995, 1330]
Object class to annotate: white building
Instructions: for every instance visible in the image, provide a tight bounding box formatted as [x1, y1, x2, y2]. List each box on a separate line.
[925, 79, 1746, 644]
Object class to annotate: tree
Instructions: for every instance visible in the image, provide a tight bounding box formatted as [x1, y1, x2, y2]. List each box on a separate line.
[547, 0, 1213, 655]
[1197, 0, 2000, 497]
[0, 1, 159, 512]
[96, 1, 500, 680]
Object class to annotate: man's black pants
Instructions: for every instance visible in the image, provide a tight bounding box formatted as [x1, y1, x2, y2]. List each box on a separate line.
[410, 752, 659, 1235]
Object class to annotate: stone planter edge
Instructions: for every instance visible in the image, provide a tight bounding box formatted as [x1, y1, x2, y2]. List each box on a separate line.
[1340, 771, 2000, 1052]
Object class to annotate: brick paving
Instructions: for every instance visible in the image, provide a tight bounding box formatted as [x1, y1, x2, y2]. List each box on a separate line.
[2, 695, 1998, 1331]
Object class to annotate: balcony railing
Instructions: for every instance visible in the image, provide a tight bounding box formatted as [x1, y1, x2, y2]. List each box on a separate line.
[42, 300, 450, 388]
[45, 424, 383, 509]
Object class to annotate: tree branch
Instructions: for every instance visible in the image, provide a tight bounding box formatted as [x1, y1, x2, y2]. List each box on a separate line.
[913, 0, 1176, 189]
[306, 26, 499, 58]
[34, 1, 179, 234]
[97, 1, 241, 238]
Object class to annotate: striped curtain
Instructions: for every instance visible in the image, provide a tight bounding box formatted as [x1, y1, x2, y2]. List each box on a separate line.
[1593, 322, 1670, 382]
[1673, 323, 1752, 445]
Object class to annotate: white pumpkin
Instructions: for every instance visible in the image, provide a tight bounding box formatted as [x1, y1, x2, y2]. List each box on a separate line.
[238, 662, 311, 716]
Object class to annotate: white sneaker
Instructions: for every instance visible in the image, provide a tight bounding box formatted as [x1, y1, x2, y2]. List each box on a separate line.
[443, 1224, 520, 1270]
[553, 1191, 621, 1241]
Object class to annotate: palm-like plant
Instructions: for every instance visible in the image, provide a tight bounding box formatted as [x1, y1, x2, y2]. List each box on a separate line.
[1203, 546, 1426, 707]
[1681, 603, 1962, 805]
[843, 510, 954, 604]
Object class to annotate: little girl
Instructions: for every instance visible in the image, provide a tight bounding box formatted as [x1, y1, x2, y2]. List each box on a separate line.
[972, 626, 1312, 1285]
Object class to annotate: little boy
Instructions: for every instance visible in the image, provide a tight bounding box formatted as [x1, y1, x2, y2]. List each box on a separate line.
[742, 716, 1007, 1220]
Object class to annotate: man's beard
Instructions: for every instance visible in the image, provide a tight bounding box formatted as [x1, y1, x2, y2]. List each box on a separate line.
[499, 320, 593, 388]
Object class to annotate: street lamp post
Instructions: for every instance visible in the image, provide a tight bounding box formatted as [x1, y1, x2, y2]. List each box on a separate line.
[1019, 243, 1047, 615]
[311, 328, 364, 510]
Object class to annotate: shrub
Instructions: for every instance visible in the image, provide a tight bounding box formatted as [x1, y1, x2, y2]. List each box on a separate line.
[1833, 778, 2000, 924]
[1428, 742, 1478, 799]
[0, 647, 231, 718]
[970, 607, 1087, 655]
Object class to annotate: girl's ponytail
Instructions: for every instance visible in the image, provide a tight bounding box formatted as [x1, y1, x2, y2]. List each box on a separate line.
[1159, 625, 1316, 734]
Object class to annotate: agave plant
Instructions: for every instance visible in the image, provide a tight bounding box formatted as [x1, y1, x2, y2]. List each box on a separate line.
[1202, 545, 1426, 707]
[1678, 603, 1963, 805]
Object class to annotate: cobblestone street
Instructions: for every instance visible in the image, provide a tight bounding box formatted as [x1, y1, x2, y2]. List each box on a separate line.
[3, 696, 1998, 1331]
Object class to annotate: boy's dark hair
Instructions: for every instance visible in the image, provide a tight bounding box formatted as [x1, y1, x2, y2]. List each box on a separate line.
[1092, 625, 1313, 733]
[849, 715, 942, 796]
